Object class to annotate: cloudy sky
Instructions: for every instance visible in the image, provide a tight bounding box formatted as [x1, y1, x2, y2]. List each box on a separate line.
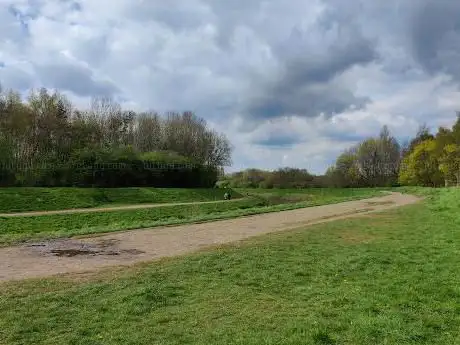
[1, 0, 460, 174]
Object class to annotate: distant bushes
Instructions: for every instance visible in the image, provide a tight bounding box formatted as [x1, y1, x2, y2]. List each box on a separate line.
[220, 167, 328, 189]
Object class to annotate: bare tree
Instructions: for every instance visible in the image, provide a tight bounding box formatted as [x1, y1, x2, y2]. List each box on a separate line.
[133, 111, 163, 152]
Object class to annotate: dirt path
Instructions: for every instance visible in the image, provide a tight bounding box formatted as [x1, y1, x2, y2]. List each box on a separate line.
[0, 198, 245, 217]
[0, 192, 420, 282]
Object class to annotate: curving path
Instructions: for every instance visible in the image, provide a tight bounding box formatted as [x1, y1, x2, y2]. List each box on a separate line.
[0, 192, 420, 282]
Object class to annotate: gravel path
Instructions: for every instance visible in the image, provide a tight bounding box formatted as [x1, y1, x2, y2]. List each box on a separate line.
[0, 192, 420, 282]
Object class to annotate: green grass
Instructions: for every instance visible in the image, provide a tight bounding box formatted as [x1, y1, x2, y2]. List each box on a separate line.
[0, 198, 265, 245]
[1, 188, 459, 344]
[237, 187, 382, 204]
[0, 187, 242, 213]
[0, 188, 382, 246]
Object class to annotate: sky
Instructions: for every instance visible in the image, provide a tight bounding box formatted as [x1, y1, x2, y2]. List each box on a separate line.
[1, 0, 460, 174]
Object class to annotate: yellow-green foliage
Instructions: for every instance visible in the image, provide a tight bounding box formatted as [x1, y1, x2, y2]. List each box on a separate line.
[439, 144, 460, 185]
[399, 139, 443, 186]
[399, 116, 460, 186]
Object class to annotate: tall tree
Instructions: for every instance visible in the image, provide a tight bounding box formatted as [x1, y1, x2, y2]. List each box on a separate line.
[329, 149, 360, 187]
[333, 125, 401, 187]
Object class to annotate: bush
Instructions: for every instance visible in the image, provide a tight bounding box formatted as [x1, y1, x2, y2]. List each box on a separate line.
[2, 147, 219, 188]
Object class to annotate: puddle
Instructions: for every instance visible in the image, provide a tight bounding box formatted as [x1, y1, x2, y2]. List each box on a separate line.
[50, 249, 98, 257]
[27, 239, 144, 257]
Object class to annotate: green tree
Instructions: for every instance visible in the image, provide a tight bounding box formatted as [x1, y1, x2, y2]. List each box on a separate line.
[399, 139, 443, 187]
[439, 144, 460, 186]
[330, 149, 361, 187]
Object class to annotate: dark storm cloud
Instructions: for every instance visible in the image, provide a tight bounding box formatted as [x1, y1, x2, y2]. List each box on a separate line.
[277, 24, 377, 84]
[243, 6, 377, 120]
[35, 63, 119, 97]
[411, 0, 460, 82]
[247, 84, 369, 121]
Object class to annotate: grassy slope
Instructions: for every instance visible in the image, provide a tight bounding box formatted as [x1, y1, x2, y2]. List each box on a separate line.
[0, 188, 381, 246]
[0, 187, 243, 213]
[1, 188, 459, 344]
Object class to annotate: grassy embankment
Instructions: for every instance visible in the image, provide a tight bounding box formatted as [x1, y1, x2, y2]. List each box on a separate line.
[1, 188, 459, 344]
[0, 187, 243, 213]
[0, 188, 382, 245]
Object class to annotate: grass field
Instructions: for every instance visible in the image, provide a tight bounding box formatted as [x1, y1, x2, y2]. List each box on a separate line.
[0, 188, 382, 246]
[236, 188, 382, 204]
[1, 188, 459, 344]
[0, 187, 243, 213]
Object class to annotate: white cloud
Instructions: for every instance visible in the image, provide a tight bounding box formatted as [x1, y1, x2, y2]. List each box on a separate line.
[0, 0, 459, 174]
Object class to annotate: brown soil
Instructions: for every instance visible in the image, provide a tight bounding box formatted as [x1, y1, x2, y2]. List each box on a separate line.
[365, 200, 396, 206]
[0, 192, 420, 282]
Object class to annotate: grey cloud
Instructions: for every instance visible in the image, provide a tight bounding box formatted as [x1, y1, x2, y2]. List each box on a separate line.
[411, 0, 460, 82]
[127, 1, 213, 31]
[247, 83, 369, 120]
[245, 20, 376, 120]
[0, 5, 29, 43]
[128, 0, 265, 50]
[34, 63, 119, 97]
[275, 24, 376, 85]
[320, 127, 371, 143]
[0, 65, 35, 91]
[69, 1, 83, 12]
[204, 0, 265, 48]
[71, 34, 110, 68]
[252, 133, 304, 148]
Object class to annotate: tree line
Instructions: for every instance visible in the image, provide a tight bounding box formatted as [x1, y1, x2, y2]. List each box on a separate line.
[1, 83, 458, 189]
[0, 86, 231, 187]
[327, 116, 459, 187]
[218, 167, 327, 189]
[223, 116, 460, 189]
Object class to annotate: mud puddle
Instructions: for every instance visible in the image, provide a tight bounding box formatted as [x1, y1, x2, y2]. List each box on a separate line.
[27, 239, 145, 258]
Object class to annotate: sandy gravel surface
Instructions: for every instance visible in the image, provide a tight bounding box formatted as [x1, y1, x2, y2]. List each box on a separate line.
[0, 192, 420, 282]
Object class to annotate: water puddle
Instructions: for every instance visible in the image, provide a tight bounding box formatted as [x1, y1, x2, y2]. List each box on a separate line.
[50, 249, 98, 257]
[27, 239, 144, 257]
